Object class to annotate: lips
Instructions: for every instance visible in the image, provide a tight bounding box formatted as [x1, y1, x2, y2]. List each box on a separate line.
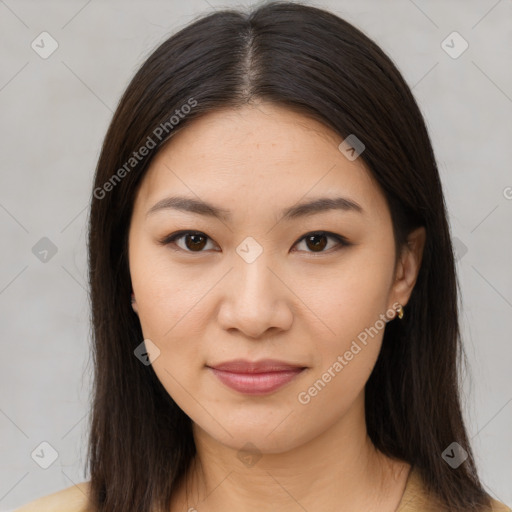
[207, 359, 306, 395]
[209, 358, 305, 373]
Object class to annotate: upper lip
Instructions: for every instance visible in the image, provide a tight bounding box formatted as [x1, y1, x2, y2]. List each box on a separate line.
[207, 358, 306, 373]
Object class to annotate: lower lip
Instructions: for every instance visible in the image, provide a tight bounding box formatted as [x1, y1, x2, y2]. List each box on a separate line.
[209, 367, 305, 395]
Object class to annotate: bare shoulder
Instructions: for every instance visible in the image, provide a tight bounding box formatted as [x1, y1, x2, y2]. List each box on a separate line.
[487, 497, 512, 512]
[14, 481, 92, 512]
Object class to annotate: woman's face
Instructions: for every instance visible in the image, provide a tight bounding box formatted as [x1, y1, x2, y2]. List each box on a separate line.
[128, 103, 421, 454]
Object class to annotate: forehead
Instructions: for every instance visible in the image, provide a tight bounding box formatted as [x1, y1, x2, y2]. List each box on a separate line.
[135, 103, 387, 221]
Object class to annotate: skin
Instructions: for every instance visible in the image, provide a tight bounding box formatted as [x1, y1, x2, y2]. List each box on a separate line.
[128, 102, 426, 512]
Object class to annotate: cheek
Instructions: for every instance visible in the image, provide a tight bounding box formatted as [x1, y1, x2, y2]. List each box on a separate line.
[130, 239, 208, 338]
[304, 254, 393, 347]
[298, 251, 393, 398]
[134, 271, 209, 413]
[308, 292, 386, 402]
[295, 280, 390, 430]
[134, 278, 208, 368]
[292, 335, 381, 447]
[129, 245, 211, 412]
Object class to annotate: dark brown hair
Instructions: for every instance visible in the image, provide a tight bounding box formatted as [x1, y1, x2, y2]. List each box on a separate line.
[86, 2, 493, 511]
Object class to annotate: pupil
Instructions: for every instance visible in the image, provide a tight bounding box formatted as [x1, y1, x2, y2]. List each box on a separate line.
[187, 234, 206, 251]
[308, 234, 327, 251]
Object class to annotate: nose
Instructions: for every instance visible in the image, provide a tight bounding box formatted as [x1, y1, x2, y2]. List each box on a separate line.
[217, 253, 293, 340]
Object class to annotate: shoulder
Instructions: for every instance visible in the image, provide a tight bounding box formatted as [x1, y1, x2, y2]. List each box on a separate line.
[398, 466, 511, 512]
[486, 497, 512, 512]
[13, 481, 92, 512]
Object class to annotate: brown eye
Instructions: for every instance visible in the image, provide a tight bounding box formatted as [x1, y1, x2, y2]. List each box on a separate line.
[182, 233, 208, 251]
[160, 231, 216, 252]
[304, 233, 328, 252]
[294, 231, 348, 254]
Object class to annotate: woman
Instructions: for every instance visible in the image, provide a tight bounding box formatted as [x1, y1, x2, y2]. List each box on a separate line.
[15, 2, 511, 511]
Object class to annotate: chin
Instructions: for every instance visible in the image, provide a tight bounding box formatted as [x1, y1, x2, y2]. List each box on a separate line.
[195, 418, 315, 456]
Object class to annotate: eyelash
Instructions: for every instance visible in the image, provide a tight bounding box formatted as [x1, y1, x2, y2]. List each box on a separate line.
[158, 230, 350, 255]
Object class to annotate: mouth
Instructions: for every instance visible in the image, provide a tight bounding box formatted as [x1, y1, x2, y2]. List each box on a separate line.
[206, 359, 307, 395]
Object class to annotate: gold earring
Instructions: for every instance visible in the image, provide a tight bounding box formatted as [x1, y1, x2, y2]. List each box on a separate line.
[397, 304, 404, 320]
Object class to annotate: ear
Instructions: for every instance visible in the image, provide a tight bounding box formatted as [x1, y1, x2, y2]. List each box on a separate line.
[389, 226, 426, 309]
[131, 293, 138, 315]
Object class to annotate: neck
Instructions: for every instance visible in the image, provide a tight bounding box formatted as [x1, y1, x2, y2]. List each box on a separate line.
[171, 393, 411, 512]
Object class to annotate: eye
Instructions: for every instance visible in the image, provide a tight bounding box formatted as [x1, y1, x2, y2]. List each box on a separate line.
[159, 230, 350, 255]
[292, 231, 349, 254]
[159, 231, 217, 252]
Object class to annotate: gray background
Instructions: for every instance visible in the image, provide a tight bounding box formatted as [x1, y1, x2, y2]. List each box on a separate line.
[1, 0, 511, 509]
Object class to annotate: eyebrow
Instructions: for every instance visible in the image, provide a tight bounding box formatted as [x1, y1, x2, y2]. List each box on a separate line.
[146, 195, 364, 222]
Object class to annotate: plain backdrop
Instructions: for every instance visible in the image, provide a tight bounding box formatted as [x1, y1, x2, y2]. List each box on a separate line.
[0, 0, 511, 510]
